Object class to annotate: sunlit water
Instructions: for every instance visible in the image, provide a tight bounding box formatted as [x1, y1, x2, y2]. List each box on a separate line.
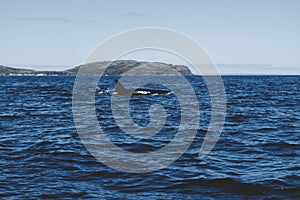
[1, 76, 299, 199]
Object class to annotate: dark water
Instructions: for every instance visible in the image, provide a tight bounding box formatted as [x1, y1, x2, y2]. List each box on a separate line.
[1, 76, 299, 199]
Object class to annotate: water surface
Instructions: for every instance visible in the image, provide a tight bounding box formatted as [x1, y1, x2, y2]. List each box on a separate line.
[0, 76, 299, 199]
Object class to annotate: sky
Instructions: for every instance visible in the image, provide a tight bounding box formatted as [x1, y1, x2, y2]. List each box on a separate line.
[0, 0, 299, 74]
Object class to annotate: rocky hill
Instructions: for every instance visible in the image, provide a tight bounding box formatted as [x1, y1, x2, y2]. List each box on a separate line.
[66, 60, 192, 76]
[0, 60, 193, 76]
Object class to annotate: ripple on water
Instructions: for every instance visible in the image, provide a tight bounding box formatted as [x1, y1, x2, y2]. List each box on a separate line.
[0, 76, 299, 199]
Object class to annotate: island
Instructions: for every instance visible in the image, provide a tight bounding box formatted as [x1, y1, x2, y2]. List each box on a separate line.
[0, 60, 192, 76]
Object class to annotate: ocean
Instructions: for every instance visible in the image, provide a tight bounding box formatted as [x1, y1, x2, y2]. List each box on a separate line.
[1, 76, 299, 199]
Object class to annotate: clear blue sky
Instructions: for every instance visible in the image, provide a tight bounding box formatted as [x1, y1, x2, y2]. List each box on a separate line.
[0, 0, 299, 74]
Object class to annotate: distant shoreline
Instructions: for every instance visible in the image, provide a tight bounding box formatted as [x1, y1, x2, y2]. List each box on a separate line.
[1, 73, 299, 77]
[0, 60, 193, 76]
[1, 60, 299, 76]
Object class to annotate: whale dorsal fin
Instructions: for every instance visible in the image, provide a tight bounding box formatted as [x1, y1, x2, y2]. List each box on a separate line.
[114, 80, 132, 96]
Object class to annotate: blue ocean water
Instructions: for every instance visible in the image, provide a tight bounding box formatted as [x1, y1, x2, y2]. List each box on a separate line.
[0, 76, 299, 199]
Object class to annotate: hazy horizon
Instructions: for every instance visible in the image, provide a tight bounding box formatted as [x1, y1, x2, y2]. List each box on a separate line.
[2, 60, 300, 75]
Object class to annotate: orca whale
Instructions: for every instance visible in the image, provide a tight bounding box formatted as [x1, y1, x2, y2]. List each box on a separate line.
[114, 80, 170, 96]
